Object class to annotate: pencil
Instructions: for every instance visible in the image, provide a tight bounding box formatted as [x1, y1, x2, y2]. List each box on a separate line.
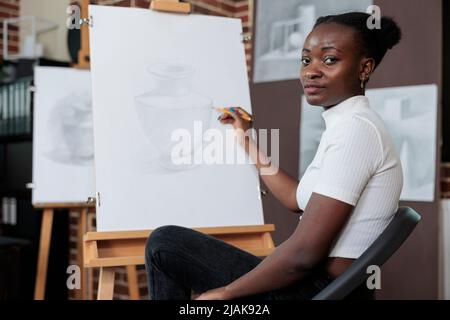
[215, 107, 253, 122]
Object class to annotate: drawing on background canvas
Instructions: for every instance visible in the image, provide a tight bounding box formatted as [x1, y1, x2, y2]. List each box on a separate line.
[134, 62, 213, 170]
[299, 95, 324, 178]
[32, 67, 95, 204]
[45, 90, 94, 166]
[260, 5, 315, 62]
[253, 0, 372, 83]
[366, 86, 438, 202]
[299, 84, 438, 202]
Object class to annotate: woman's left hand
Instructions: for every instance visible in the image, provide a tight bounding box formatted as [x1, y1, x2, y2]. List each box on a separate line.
[195, 286, 231, 300]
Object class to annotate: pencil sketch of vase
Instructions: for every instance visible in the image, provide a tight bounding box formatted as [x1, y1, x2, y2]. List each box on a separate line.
[261, 5, 315, 61]
[45, 91, 94, 166]
[134, 62, 213, 170]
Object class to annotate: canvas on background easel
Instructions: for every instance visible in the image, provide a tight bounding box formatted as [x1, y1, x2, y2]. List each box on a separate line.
[33, 0, 93, 300]
[82, 0, 276, 300]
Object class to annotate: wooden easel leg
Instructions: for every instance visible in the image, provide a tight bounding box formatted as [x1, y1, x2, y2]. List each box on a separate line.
[86, 208, 95, 300]
[126, 265, 140, 300]
[76, 208, 88, 300]
[97, 267, 115, 300]
[34, 208, 54, 300]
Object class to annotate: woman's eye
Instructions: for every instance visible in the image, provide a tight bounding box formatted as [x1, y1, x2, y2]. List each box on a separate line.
[324, 56, 338, 65]
[301, 57, 310, 66]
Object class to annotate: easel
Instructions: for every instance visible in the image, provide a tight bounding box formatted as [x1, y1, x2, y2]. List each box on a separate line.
[82, 0, 275, 300]
[75, 0, 91, 69]
[33, 202, 143, 300]
[32, 1, 92, 300]
[84, 225, 275, 300]
[72, 0, 144, 300]
[33, 203, 95, 300]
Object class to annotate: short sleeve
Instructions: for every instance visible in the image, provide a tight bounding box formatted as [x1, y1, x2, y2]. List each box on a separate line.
[295, 181, 304, 211]
[313, 117, 383, 206]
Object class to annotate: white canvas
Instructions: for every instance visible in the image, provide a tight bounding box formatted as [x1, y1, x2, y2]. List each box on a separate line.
[366, 85, 438, 202]
[253, 0, 372, 83]
[299, 84, 438, 202]
[32, 66, 95, 204]
[88, 5, 264, 231]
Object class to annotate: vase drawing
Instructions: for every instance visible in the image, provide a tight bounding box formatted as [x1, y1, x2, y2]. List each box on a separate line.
[135, 62, 213, 170]
[45, 91, 94, 166]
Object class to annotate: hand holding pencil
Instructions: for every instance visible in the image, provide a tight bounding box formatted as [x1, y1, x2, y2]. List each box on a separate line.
[216, 107, 253, 122]
[216, 106, 254, 145]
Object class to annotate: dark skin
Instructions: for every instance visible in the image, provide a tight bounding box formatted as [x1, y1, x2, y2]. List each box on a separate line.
[196, 22, 376, 300]
[301, 23, 375, 108]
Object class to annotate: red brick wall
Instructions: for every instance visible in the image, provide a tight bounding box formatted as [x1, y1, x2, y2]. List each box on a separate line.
[0, 0, 20, 58]
[68, 0, 253, 300]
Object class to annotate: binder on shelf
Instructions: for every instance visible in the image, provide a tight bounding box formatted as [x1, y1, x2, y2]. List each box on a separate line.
[0, 77, 33, 137]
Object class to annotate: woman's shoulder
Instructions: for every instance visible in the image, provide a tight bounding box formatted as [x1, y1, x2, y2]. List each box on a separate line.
[332, 111, 382, 144]
[337, 109, 400, 169]
[336, 106, 393, 143]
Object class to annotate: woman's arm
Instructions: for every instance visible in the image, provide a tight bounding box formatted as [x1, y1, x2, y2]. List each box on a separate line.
[244, 136, 302, 213]
[218, 108, 302, 213]
[196, 193, 353, 300]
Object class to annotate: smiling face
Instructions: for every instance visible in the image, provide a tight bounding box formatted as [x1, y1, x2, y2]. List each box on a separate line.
[300, 22, 374, 108]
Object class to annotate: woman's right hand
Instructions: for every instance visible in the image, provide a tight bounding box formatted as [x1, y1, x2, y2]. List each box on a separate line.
[218, 107, 254, 145]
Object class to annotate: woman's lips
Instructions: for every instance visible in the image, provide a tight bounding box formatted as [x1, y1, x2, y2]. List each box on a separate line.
[304, 85, 325, 95]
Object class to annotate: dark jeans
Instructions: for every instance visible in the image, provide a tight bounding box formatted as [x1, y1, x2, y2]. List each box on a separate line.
[145, 225, 334, 300]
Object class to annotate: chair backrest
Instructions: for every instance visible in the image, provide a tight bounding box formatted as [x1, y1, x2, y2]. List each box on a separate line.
[312, 206, 421, 300]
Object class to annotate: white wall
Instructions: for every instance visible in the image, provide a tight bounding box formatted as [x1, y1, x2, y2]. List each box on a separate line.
[20, 0, 71, 61]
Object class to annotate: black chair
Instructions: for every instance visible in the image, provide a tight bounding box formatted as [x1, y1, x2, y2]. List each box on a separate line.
[312, 206, 421, 300]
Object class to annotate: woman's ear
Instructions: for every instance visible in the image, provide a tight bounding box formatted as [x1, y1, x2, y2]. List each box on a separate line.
[359, 58, 376, 81]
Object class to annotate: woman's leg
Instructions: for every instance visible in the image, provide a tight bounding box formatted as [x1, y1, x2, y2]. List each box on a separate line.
[145, 225, 263, 300]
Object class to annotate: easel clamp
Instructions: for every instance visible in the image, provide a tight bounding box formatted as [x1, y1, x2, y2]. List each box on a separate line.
[241, 33, 252, 43]
[79, 16, 93, 27]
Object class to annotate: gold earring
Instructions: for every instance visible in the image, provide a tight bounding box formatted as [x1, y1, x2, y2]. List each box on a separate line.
[360, 78, 365, 89]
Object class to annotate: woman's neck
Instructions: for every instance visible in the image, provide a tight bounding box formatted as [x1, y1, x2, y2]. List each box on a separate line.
[322, 92, 366, 111]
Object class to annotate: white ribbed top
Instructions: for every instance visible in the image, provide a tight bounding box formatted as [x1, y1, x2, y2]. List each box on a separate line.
[297, 95, 403, 259]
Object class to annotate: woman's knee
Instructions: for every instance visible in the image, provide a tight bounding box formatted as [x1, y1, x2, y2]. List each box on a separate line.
[145, 225, 186, 264]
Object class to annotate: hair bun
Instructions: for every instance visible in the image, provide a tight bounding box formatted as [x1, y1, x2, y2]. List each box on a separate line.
[378, 16, 402, 50]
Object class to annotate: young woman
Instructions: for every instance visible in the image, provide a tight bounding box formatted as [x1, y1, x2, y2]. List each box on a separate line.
[145, 12, 403, 300]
